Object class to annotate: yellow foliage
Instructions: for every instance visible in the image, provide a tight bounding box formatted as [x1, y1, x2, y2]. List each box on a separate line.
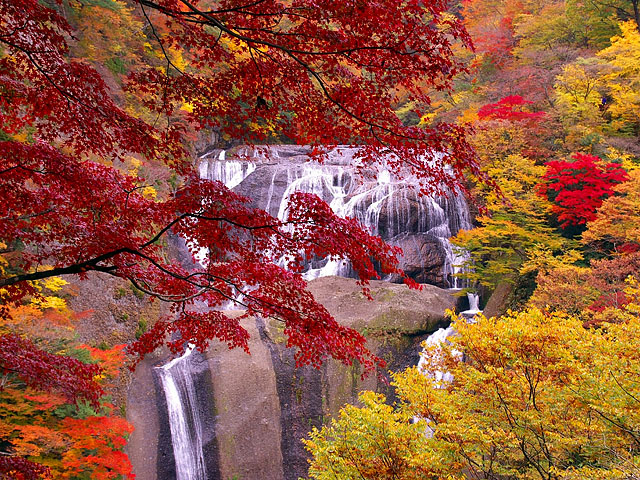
[31, 296, 67, 311]
[168, 46, 187, 71]
[12, 131, 29, 143]
[457, 107, 478, 124]
[521, 246, 584, 274]
[141, 185, 157, 200]
[0, 242, 7, 276]
[582, 169, 640, 247]
[308, 304, 640, 479]
[452, 154, 567, 287]
[42, 277, 68, 293]
[180, 102, 194, 113]
[605, 147, 638, 171]
[529, 264, 598, 313]
[597, 21, 640, 136]
[555, 58, 605, 107]
[418, 111, 436, 126]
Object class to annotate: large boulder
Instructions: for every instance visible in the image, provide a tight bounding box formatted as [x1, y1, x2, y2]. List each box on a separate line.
[386, 233, 447, 285]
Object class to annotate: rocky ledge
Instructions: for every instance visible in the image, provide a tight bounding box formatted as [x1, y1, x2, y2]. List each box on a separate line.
[126, 276, 457, 480]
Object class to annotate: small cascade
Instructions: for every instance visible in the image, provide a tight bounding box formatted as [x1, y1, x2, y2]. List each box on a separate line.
[416, 325, 461, 437]
[460, 292, 482, 320]
[417, 292, 481, 388]
[199, 150, 256, 189]
[157, 346, 207, 480]
[417, 326, 457, 384]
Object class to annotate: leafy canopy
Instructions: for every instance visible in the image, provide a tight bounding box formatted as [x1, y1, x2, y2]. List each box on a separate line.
[0, 0, 479, 476]
[538, 152, 629, 229]
[306, 293, 640, 480]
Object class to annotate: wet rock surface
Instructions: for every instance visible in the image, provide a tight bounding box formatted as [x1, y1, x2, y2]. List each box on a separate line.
[201, 145, 472, 288]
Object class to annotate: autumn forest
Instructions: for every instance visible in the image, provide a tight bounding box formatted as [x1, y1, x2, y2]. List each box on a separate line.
[1, 0, 640, 479]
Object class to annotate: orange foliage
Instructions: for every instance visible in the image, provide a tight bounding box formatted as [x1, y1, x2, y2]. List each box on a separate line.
[0, 345, 134, 479]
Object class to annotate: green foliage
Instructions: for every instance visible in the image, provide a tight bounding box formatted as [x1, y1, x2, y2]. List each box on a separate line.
[78, 0, 125, 11]
[135, 318, 147, 340]
[114, 286, 128, 299]
[130, 283, 145, 299]
[104, 56, 126, 75]
[66, 346, 98, 365]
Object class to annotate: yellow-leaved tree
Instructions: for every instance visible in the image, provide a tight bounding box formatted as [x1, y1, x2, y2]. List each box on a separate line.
[597, 21, 640, 137]
[305, 285, 640, 480]
[451, 154, 567, 288]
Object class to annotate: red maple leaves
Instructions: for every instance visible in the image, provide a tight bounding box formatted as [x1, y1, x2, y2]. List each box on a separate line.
[0, 335, 103, 406]
[1, 0, 478, 475]
[477, 96, 546, 123]
[539, 153, 629, 229]
[1, 0, 475, 374]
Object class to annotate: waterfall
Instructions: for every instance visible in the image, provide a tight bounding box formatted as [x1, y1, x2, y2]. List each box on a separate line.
[467, 292, 480, 312]
[416, 325, 461, 437]
[417, 326, 457, 384]
[199, 150, 256, 189]
[198, 145, 473, 288]
[157, 346, 208, 480]
[417, 292, 482, 397]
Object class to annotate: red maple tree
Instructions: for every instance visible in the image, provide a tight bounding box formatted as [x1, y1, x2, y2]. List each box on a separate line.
[538, 153, 629, 229]
[477, 96, 546, 123]
[0, 1, 478, 476]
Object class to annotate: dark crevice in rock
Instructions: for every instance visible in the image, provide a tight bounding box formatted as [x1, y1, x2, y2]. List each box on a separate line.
[257, 317, 323, 480]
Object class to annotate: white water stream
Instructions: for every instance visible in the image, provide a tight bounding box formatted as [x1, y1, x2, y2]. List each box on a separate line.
[199, 146, 472, 287]
[161, 146, 478, 471]
[418, 292, 482, 385]
[157, 345, 207, 480]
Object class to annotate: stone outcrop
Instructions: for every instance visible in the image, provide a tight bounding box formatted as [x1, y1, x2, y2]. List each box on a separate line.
[386, 233, 448, 285]
[483, 282, 513, 319]
[126, 276, 456, 480]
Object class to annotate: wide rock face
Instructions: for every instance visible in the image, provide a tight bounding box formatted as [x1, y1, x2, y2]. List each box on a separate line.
[126, 276, 457, 480]
[200, 145, 472, 288]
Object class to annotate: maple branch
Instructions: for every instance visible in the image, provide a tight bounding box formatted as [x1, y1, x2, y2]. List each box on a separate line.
[0, 256, 122, 287]
[138, 0, 185, 76]
[2, 208, 56, 223]
[0, 206, 313, 288]
[0, 164, 47, 176]
[127, 276, 207, 302]
[136, 0, 433, 143]
[609, 369, 640, 405]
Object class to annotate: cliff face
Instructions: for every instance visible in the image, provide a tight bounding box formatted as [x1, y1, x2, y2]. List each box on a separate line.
[125, 145, 468, 479]
[126, 276, 457, 480]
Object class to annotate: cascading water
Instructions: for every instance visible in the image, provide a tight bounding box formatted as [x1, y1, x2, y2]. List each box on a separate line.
[463, 292, 481, 318]
[199, 150, 256, 189]
[198, 145, 473, 288]
[157, 346, 207, 480]
[417, 326, 457, 383]
[417, 290, 482, 431]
